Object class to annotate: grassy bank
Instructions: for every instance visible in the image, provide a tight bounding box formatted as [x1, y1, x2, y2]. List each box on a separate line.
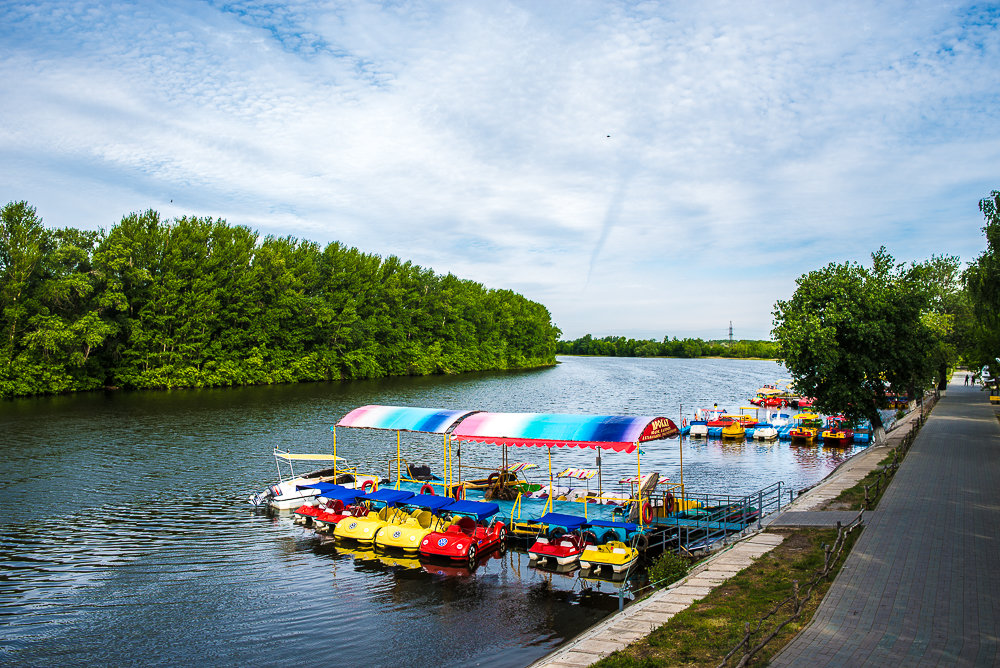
[593, 527, 859, 667]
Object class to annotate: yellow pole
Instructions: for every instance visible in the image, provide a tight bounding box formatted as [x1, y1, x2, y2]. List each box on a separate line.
[546, 446, 553, 515]
[444, 433, 450, 496]
[679, 433, 684, 508]
[396, 430, 401, 488]
[333, 427, 337, 481]
[637, 444, 643, 528]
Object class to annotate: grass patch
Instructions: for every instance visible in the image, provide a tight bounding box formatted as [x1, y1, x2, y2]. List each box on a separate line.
[592, 528, 859, 667]
[827, 451, 898, 510]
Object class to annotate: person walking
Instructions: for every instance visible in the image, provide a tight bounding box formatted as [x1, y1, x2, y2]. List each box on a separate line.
[966, 374, 970, 386]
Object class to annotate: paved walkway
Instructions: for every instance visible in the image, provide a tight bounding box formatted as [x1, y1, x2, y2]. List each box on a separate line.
[771, 377, 1000, 667]
[529, 397, 936, 668]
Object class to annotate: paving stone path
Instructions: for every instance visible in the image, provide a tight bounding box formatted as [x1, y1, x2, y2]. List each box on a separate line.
[772, 377, 1000, 667]
[530, 394, 938, 668]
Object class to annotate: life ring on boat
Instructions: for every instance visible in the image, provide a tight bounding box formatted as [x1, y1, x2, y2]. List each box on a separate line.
[641, 502, 653, 524]
[360, 479, 374, 493]
[581, 530, 598, 545]
[486, 472, 500, 486]
[664, 493, 676, 515]
[420, 483, 435, 495]
[452, 485, 464, 500]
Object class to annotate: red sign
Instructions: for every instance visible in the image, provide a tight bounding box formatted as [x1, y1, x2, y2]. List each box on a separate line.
[638, 417, 679, 442]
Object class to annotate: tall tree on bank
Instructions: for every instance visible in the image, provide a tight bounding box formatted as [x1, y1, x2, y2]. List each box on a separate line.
[0, 203, 561, 398]
[964, 190, 1000, 389]
[772, 248, 935, 445]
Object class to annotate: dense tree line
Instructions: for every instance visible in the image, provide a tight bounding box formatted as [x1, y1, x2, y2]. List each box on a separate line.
[0, 202, 560, 398]
[772, 189, 1000, 444]
[556, 334, 778, 359]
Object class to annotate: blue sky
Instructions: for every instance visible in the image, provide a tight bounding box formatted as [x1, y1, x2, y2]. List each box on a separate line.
[2, 1, 998, 340]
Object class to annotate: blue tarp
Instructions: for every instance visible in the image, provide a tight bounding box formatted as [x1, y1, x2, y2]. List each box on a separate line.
[405, 494, 456, 512]
[535, 512, 588, 530]
[361, 488, 415, 505]
[445, 499, 500, 519]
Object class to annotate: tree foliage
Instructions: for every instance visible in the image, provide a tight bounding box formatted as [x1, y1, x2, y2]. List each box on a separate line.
[772, 248, 936, 444]
[0, 202, 560, 397]
[556, 334, 777, 359]
[963, 190, 1000, 382]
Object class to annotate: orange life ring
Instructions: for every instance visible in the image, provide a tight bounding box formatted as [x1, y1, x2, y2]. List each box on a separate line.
[360, 479, 374, 493]
[453, 485, 464, 500]
[641, 502, 653, 524]
[420, 483, 435, 495]
[664, 492, 676, 515]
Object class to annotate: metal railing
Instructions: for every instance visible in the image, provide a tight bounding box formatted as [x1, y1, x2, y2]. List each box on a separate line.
[649, 481, 786, 554]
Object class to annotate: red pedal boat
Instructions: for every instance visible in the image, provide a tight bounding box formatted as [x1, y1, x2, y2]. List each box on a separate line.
[419, 500, 506, 563]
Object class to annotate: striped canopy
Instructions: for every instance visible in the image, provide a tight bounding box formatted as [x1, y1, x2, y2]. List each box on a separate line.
[451, 412, 679, 453]
[619, 475, 670, 484]
[503, 462, 538, 473]
[336, 405, 476, 434]
[557, 467, 597, 479]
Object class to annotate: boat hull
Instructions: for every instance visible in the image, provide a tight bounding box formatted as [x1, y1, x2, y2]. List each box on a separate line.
[579, 542, 639, 573]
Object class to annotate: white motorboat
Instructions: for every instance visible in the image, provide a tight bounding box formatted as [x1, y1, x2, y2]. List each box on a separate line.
[249, 449, 378, 510]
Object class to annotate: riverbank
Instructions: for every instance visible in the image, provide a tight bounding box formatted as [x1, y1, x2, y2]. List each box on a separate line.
[531, 395, 936, 667]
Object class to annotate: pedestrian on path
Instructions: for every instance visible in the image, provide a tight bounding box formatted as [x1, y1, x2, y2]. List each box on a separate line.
[965, 374, 970, 385]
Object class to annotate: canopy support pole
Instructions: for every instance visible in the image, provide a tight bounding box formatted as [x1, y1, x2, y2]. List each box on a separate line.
[396, 430, 401, 488]
[597, 451, 602, 501]
[333, 427, 338, 482]
[637, 445, 643, 529]
[444, 433, 450, 496]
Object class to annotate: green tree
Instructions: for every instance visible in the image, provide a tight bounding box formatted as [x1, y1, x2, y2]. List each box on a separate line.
[772, 248, 935, 445]
[964, 190, 1000, 388]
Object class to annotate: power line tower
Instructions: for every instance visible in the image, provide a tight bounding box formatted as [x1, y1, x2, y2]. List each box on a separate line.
[729, 321, 734, 345]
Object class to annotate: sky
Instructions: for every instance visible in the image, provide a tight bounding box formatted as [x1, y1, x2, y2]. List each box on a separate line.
[2, 1, 998, 340]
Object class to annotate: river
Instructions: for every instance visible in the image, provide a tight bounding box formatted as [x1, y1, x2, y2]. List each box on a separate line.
[1, 356, 867, 667]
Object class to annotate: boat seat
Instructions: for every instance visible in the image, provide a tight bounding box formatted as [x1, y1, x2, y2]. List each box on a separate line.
[612, 548, 628, 554]
[414, 510, 432, 528]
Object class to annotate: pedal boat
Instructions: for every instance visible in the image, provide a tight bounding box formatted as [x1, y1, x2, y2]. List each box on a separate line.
[527, 513, 592, 567]
[720, 419, 746, 439]
[419, 500, 506, 563]
[789, 413, 821, 443]
[751, 423, 778, 440]
[821, 416, 854, 446]
[333, 488, 415, 544]
[305, 485, 375, 532]
[528, 531, 593, 567]
[375, 493, 457, 553]
[689, 407, 726, 437]
[578, 540, 639, 574]
[292, 483, 364, 526]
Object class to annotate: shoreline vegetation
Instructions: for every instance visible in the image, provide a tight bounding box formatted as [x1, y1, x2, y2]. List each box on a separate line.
[557, 334, 778, 360]
[0, 202, 560, 399]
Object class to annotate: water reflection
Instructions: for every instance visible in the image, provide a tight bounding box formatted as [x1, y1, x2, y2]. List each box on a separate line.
[1, 356, 866, 667]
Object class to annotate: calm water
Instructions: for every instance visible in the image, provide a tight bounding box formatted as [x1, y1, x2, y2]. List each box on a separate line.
[1, 357, 867, 667]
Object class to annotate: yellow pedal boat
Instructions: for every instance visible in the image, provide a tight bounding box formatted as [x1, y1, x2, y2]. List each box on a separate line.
[375, 493, 457, 553]
[333, 488, 415, 544]
[578, 540, 639, 574]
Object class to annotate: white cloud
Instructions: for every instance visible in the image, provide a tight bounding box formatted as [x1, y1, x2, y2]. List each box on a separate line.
[1, 0, 998, 339]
